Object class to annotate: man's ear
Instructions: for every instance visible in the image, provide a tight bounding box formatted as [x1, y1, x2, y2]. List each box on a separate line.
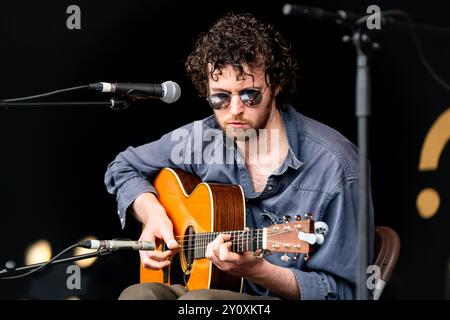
[274, 85, 282, 96]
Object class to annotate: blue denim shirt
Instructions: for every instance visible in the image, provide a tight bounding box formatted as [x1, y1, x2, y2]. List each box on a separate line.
[104, 104, 374, 300]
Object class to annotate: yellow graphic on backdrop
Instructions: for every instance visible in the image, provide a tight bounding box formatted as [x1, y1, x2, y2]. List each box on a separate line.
[417, 108, 450, 219]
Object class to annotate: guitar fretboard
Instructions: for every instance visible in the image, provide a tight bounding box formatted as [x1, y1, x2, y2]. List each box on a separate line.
[189, 229, 264, 259]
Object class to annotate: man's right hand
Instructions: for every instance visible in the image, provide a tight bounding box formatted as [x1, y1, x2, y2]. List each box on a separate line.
[132, 192, 179, 270]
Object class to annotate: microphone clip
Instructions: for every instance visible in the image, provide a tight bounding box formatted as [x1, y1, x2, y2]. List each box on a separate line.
[109, 96, 131, 111]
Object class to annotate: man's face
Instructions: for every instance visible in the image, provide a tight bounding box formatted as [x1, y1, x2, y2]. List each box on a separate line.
[208, 64, 276, 139]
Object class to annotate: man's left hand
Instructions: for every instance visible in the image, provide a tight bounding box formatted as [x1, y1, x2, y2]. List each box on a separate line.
[205, 233, 266, 278]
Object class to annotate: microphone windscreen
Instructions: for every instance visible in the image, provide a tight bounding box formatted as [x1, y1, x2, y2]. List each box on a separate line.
[161, 81, 181, 104]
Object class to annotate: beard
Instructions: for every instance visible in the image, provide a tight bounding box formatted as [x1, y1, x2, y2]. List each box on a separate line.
[215, 96, 274, 141]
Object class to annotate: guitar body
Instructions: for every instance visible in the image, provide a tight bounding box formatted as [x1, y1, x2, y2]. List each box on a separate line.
[140, 168, 246, 291]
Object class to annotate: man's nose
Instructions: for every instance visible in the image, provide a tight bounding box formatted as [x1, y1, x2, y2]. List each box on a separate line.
[228, 95, 245, 116]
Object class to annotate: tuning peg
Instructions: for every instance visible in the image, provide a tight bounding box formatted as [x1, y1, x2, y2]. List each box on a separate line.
[304, 253, 310, 262]
[314, 221, 329, 236]
[283, 215, 291, 223]
[304, 213, 313, 220]
[298, 231, 317, 245]
[280, 253, 290, 262]
[293, 253, 300, 261]
[294, 214, 301, 221]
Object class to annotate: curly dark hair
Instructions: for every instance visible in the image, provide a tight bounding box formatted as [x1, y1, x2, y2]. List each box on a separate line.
[186, 12, 298, 108]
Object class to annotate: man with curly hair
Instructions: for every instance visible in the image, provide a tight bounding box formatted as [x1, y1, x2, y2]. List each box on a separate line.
[105, 12, 374, 300]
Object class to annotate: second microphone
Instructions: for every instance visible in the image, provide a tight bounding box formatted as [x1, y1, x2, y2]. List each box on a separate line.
[79, 239, 156, 251]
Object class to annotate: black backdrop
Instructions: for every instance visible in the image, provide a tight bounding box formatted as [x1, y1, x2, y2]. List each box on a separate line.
[0, 0, 449, 299]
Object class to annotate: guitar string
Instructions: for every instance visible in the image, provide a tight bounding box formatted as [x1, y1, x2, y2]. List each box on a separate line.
[165, 229, 305, 252]
[170, 229, 300, 244]
[176, 241, 302, 253]
[172, 227, 303, 239]
[178, 237, 306, 258]
[176, 240, 303, 252]
[174, 232, 260, 252]
[170, 232, 259, 252]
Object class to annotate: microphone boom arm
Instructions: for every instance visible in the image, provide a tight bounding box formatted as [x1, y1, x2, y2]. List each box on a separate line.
[0, 98, 131, 111]
[0, 248, 115, 279]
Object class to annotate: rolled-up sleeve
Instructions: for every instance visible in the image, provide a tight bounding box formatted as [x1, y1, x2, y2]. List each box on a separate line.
[290, 178, 374, 300]
[104, 124, 195, 228]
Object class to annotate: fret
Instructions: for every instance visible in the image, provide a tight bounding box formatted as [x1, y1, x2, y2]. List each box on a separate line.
[198, 234, 200, 258]
[232, 231, 236, 253]
[191, 229, 264, 259]
[237, 230, 240, 252]
[198, 233, 201, 256]
[193, 233, 198, 259]
[199, 232, 202, 256]
[202, 233, 205, 258]
[194, 233, 198, 259]
[238, 229, 244, 253]
[246, 229, 249, 252]
[256, 228, 262, 250]
[247, 229, 250, 251]
[239, 230, 243, 252]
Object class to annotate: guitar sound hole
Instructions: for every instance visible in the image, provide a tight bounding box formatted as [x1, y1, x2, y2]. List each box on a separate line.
[183, 225, 195, 271]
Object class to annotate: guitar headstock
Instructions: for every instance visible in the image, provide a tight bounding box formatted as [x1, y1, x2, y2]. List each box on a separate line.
[264, 214, 326, 259]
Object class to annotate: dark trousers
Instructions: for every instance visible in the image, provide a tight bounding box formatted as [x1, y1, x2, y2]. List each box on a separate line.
[118, 283, 281, 300]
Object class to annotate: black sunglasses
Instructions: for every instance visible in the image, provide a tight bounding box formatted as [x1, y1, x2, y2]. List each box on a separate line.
[206, 87, 269, 110]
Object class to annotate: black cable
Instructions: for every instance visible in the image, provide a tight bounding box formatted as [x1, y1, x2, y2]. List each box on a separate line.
[405, 21, 450, 34]
[0, 242, 81, 280]
[0, 85, 90, 103]
[406, 20, 450, 92]
[382, 10, 450, 92]
[358, 10, 450, 92]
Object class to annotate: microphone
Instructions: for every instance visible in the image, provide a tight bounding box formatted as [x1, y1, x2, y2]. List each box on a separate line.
[282, 3, 396, 27]
[282, 4, 362, 23]
[79, 239, 156, 251]
[89, 81, 181, 104]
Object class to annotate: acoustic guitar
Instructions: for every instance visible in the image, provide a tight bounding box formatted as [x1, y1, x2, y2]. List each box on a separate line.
[140, 167, 326, 292]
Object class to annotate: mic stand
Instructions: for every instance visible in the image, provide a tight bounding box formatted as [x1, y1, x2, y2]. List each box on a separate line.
[0, 98, 130, 111]
[343, 27, 379, 300]
[284, 3, 450, 300]
[0, 248, 115, 278]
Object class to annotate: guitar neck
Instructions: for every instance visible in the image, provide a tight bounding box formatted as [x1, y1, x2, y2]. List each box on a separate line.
[191, 229, 264, 259]
[180, 220, 314, 259]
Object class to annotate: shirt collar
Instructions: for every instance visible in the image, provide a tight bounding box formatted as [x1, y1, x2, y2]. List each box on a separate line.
[280, 104, 303, 170]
